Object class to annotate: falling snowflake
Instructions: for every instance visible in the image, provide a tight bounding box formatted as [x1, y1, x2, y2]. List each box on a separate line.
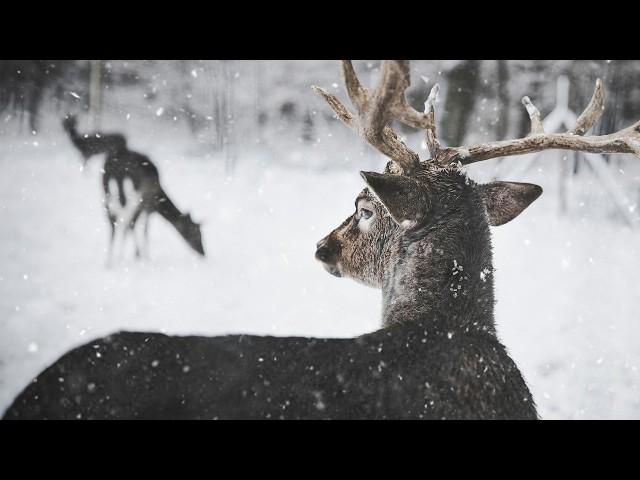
[480, 268, 491, 282]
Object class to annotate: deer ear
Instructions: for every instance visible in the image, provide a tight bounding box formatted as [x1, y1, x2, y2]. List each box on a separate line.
[479, 181, 542, 226]
[360, 171, 428, 229]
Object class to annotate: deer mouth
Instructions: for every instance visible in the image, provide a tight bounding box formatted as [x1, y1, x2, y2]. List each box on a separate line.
[322, 263, 342, 278]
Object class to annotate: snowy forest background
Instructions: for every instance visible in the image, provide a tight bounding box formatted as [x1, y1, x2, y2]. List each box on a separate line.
[1, 60, 640, 419]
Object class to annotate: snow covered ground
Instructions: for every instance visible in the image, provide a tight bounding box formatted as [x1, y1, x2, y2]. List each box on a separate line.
[1, 113, 640, 419]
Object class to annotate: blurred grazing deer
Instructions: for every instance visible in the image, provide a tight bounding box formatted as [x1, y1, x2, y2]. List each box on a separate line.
[5, 61, 640, 420]
[62, 115, 205, 264]
[101, 149, 206, 263]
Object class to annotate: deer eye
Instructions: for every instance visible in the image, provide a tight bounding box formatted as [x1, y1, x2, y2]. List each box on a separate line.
[359, 208, 373, 220]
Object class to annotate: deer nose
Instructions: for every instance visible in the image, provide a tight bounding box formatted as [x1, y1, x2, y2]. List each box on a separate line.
[315, 245, 332, 262]
[315, 238, 337, 263]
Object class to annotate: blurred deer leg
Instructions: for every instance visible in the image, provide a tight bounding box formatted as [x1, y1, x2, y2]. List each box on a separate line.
[130, 207, 145, 260]
[131, 224, 141, 260]
[115, 219, 127, 263]
[105, 178, 126, 264]
[105, 212, 116, 268]
[117, 178, 141, 261]
[103, 183, 118, 268]
[142, 212, 151, 259]
[119, 216, 139, 262]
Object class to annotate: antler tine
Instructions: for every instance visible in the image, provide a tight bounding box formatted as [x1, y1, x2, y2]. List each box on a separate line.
[311, 85, 356, 129]
[313, 60, 421, 175]
[569, 78, 604, 136]
[521, 96, 545, 135]
[422, 82, 442, 158]
[341, 60, 368, 111]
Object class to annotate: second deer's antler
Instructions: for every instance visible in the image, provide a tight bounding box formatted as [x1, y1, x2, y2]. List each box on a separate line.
[314, 60, 640, 171]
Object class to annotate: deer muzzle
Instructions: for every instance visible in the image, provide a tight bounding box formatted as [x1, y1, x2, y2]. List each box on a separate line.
[315, 237, 342, 277]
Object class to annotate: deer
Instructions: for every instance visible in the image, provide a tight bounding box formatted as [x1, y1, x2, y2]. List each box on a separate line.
[101, 147, 206, 264]
[4, 61, 640, 420]
[62, 115, 205, 263]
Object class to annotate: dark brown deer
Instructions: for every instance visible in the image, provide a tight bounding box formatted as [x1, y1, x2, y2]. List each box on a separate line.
[101, 148, 205, 264]
[62, 115, 205, 263]
[4, 61, 639, 420]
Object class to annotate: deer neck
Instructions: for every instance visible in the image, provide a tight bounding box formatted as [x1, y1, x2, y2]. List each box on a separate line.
[380, 194, 496, 336]
[65, 125, 86, 154]
[155, 189, 190, 237]
[155, 189, 182, 223]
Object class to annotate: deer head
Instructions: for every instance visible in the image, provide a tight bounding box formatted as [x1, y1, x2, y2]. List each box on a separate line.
[62, 113, 78, 133]
[176, 213, 205, 257]
[313, 61, 640, 328]
[315, 160, 542, 288]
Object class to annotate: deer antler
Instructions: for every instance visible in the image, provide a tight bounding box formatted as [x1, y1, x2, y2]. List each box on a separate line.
[420, 76, 640, 165]
[314, 61, 640, 172]
[312, 60, 433, 175]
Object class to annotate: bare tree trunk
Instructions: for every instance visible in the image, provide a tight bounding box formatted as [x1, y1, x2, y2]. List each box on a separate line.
[495, 60, 510, 141]
[209, 61, 224, 152]
[598, 60, 621, 137]
[177, 60, 195, 133]
[558, 152, 571, 215]
[255, 61, 263, 144]
[223, 61, 236, 176]
[89, 60, 102, 130]
[441, 60, 481, 146]
[598, 60, 622, 166]
[302, 109, 314, 143]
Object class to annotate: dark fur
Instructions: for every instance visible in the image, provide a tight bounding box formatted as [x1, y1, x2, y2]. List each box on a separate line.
[3, 325, 533, 419]
[3, 161, 539, 420]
